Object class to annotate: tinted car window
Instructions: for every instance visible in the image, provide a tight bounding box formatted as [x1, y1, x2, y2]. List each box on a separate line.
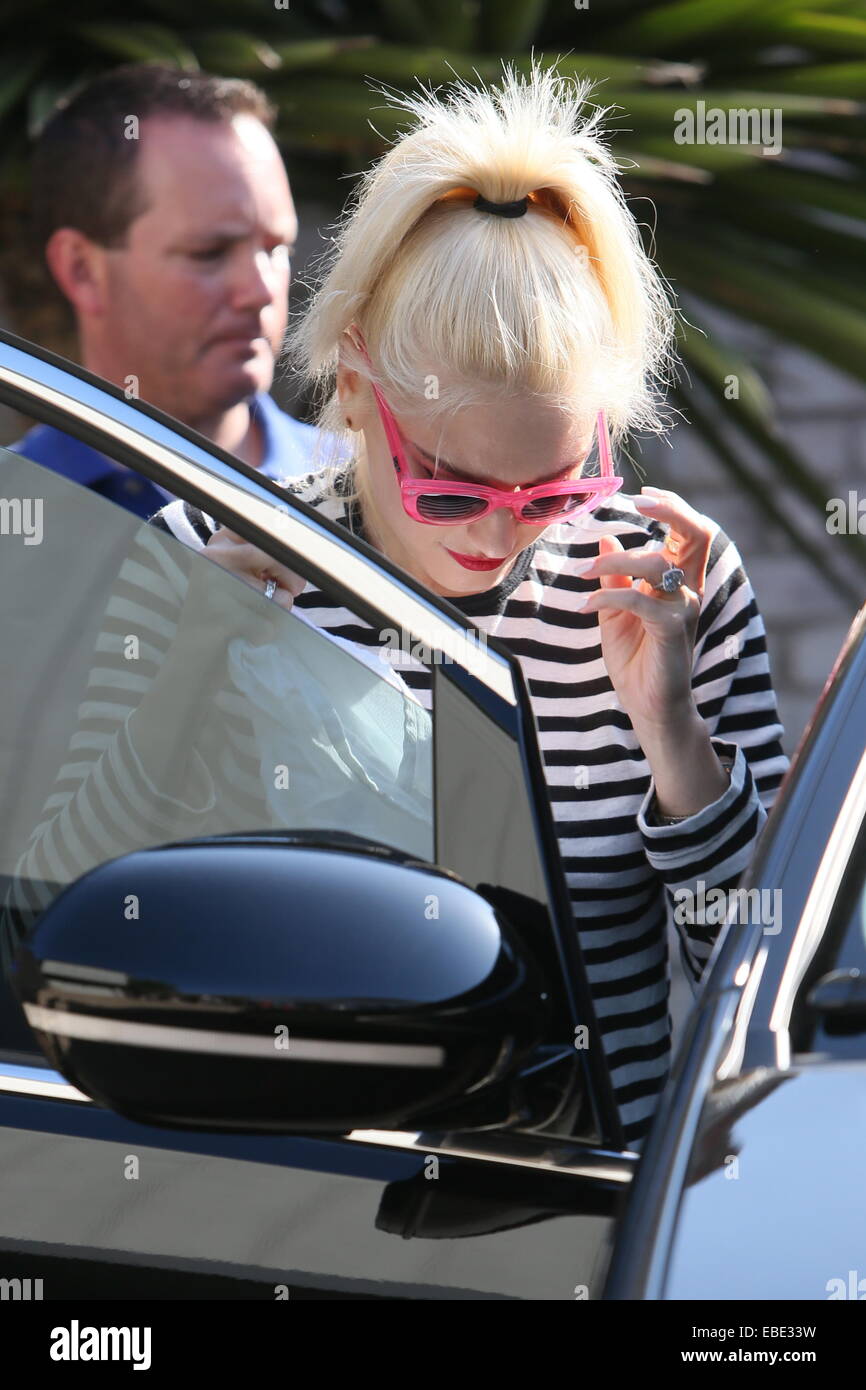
[0, 450, 433, 1044]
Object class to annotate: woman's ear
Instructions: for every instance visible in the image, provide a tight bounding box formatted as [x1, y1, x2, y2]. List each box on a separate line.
[336, 351, 366, 425]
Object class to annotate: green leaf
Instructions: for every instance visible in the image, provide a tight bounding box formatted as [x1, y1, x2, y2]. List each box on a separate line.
[71, 22, 200, 69]
[481, 0, 549, 52]
[0, 54, 42, 124]
[421, 0, 479, 52]
[612, 89, 861, 126]
[663, 235, 866, 389]
[678, 325, 866, 576]
[323, 46, 644, 87]
[275, 81, 408, 144]
[756, 0, 866, 10]
[605, 0, 783, 49]
[269, 37, 378, 72]
[324, 42, 497, 83]
[768, 11, 866, 55]
[152, 0, 274, 16]
[27, 75, 78, 138]
[191, 30, 284, 74]
[374, 0, 432, 46]
[722, 164, 866, 223]
[701, 191, 866, 271]
[761, 61, 866, 97]
[678, 321, 775, 423]
[670, 384, 864, 604]
[625, 133, 771, 172]
[507, 53, 650, 87]
[615, 147, 715, 182]
[0, 0, 57, 17]
[679, 219, 866, 315]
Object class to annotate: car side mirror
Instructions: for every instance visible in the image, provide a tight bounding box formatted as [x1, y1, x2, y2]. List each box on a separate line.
[13, 834, 554, 1133]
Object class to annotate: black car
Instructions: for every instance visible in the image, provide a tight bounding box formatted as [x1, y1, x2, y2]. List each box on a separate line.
[0, 331, 863, 1302]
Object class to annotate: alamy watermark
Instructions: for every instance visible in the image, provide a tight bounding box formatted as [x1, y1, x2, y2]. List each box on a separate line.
[826, 491, 866, 535]
[0, 497, 43, 545]
[674, 102, 783, 157]
[827, 1270, 866, 1299]
[378, 625, 489, 670]
[1, 1275, 43, 1299]
[673, 879, 782, 934]
[49, 1321, 151, 1370]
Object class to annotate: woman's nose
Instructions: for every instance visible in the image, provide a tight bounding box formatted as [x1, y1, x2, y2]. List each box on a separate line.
[467, 505, 519, 556]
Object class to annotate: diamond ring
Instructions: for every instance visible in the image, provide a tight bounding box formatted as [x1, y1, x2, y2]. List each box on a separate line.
[653, 565, 685, 595]
[264, 577, 277, 601]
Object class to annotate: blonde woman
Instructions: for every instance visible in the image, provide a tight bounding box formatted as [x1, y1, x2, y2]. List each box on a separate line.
[5, 67, 788, 1147]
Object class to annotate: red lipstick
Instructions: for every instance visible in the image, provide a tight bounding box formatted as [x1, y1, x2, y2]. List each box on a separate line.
[445, 549, 509, 572]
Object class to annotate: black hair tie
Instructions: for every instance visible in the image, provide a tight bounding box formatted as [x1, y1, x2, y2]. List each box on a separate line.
[473, 193, 529, 219]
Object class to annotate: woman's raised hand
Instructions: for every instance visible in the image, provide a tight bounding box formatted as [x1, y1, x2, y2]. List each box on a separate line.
[580, 486, 714, 737]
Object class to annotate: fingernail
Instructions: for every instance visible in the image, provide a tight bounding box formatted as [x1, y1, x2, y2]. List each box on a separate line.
[635, 497, 660, 508]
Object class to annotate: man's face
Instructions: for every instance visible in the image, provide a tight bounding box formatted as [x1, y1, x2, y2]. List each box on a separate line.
[100, 113, 297, 423]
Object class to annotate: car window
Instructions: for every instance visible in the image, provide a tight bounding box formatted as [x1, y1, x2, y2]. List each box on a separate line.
[0, 448, 433, 1048]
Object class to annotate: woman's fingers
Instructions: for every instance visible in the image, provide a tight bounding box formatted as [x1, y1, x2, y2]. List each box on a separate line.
[589, 534, 632, 588]
[208, 540, 301, 608]
[205, 527, 306, 610]
[264, 566, 308, 603]
[632, 486, 706, 533]
[585, 543, 678, 591]
[631, 487, 713, 595]
[582, 582, 697, 630]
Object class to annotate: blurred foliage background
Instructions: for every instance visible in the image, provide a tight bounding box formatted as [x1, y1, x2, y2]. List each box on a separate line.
[1, 0, 865, 592]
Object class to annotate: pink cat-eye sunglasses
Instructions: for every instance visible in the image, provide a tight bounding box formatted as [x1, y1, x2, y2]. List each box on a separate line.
[348, 329, 623, 526]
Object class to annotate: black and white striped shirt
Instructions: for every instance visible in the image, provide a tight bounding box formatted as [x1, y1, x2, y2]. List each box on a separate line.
[160, 467, 788, 1143]
[3, 465, 788, 1147]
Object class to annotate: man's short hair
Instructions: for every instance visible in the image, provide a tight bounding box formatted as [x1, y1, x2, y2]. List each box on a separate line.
[32, 62, 277, 249]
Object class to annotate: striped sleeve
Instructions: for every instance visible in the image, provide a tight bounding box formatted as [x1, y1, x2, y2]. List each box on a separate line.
[636, 525, 789, 983]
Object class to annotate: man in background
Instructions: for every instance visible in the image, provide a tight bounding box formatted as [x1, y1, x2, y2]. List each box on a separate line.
[12, 63, 317, 517]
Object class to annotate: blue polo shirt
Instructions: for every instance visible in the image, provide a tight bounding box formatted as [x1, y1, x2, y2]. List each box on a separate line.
[9, 391, 319, 519]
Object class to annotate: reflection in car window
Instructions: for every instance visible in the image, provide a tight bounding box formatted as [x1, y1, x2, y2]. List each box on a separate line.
[0, 451, 433, 994]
